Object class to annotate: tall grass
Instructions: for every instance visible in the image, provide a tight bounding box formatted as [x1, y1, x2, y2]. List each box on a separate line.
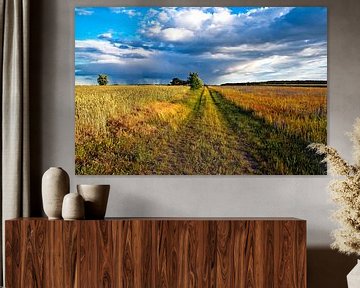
[75, 85, 189, 143]
[210, 85, 327, 143]
[208, 87, 326, 174]
[75, 85, 191, 174]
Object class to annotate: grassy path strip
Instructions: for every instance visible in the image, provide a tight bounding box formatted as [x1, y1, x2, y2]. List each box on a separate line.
[158, 86, 257, 174]
[208, 87, 326, 175]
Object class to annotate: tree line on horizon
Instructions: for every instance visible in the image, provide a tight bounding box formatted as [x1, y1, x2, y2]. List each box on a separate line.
[97, 72, 204, 90]
[221, 80, 327, 87]
[170, 72, 203, 89]
[96, 74, 326, 88]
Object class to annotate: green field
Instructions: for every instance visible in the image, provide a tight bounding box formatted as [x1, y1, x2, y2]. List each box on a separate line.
[75, 85, 327, 175]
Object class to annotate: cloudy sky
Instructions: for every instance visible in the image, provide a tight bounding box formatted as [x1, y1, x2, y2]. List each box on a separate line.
[75, 7, 327, 85]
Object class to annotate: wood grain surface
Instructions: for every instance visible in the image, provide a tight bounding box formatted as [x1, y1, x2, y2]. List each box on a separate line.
[5, 218, 306, 288]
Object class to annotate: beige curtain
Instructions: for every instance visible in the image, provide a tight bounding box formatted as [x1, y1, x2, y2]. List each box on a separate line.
[0, 0, 30, 284]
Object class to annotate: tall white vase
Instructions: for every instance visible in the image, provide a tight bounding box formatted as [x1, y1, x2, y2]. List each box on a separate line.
[347, 260, 360, 288]
[42, 167, 70, 219]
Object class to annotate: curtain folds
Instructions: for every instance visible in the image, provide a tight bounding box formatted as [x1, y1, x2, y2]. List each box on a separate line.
[0, 0, 30, 284]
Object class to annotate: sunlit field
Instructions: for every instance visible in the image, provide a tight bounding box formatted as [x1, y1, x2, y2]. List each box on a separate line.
[75, 85, 327, 175]
[211, 86, 326, 143]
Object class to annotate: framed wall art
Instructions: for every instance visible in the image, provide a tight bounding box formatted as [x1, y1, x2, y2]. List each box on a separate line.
[75, 6, 327, 175]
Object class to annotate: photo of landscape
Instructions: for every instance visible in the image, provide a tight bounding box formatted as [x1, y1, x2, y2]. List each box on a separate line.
[75, 7, 327, 175]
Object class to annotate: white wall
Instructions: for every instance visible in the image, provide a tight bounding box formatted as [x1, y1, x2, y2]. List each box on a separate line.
[30, 0, 360, 249]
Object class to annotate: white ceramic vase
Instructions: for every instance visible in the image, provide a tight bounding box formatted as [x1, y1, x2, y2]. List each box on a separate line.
[77, 184, 110, 219]
[347, 260, 360, 288]
[42, 167, 70, 219]
[62, 192, 85, 220]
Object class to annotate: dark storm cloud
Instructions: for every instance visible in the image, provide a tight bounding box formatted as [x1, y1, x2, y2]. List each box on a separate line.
[268, 7, 327, 43]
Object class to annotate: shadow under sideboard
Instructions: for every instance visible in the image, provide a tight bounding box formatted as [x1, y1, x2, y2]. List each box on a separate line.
[307, 248, 356, 288]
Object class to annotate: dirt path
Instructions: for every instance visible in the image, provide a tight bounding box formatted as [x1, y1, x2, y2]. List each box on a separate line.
[158, 86, 258, 174]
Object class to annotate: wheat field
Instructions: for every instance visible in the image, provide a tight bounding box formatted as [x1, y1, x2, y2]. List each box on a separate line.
[75, 85, 327, 175]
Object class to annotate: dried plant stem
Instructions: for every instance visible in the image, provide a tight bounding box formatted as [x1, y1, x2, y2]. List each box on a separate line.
[309, 118, 360, 256]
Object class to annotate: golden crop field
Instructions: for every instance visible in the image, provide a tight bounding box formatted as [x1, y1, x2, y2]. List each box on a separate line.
[211, 86, 327, 143]
[75, 85, 327, 175]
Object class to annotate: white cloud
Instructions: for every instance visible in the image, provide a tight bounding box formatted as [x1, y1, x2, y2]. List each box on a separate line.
[244, 7, 293, 23]
[158, 11, 170, 22]
[297, 44, 326, 57]
[226, 55, 291, 75]
[209, 7, 236, 27]
[75, 39, 155, 65]
[218, 51, 327, 83]
[219, 42, 289, 53]
[96, 55, 125, 64]
[199, 52, 234, 60]
[75, 75, 97, 85]
[161, 28, 194, 42]
[172, 8, 212, 30]
[75, 8, 94, 16]
[271, 55, 327, 81]
[76, 40, 120, 55]
[110, 7, 140, 17]
[147, 24, 162, 35]
[140, 7, 293, 44]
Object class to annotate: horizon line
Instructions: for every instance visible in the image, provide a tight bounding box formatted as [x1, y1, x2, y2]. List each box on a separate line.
[75, 79, 328, 86]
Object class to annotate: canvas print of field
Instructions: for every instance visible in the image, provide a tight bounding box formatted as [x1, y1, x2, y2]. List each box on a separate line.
[75, 7, 327, 175]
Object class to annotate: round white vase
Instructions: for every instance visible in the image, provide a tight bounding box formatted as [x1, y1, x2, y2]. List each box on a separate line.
[77, 184, 110, 219]
[347, 259, 360, 288]
[42, 167, 70, 219]
[62, 192, 85, 220]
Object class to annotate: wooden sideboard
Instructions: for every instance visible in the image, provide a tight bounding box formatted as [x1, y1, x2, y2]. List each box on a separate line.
[5, 218, 306, 287]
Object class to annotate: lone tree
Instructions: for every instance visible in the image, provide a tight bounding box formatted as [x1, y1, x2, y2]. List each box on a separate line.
[188, 72, 203, 90]
[97, 74, 109, 86]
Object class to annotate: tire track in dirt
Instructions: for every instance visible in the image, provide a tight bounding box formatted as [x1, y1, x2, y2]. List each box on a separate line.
[161, 86, 258, 174]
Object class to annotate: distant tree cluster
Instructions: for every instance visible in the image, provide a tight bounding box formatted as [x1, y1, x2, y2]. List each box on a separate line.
[170, 72, 204, 90]
[170, 77, 188, 85]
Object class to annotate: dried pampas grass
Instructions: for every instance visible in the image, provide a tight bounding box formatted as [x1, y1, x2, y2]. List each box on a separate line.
[309, 118, 360, 256]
